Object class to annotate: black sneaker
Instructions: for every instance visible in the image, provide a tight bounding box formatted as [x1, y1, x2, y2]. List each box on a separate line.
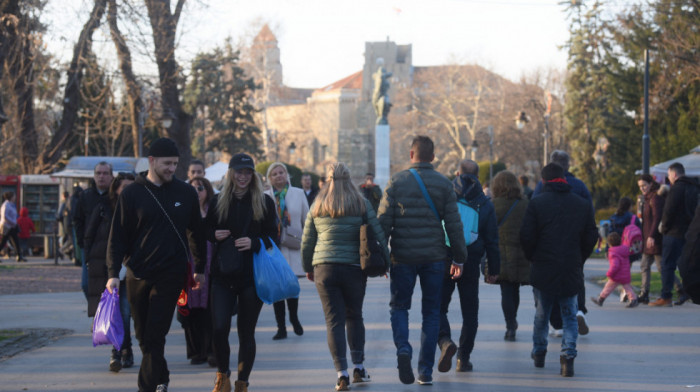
[109, 350, 122, 372]
[335, 375, 350, 391]
[156, 384, 168, 392]
[352, 367, 371, 383]
[272, 328, 287, 340]
[397, 353, 415, 384]
[456, 358, 473, 372]
[417, 376, 433, 385]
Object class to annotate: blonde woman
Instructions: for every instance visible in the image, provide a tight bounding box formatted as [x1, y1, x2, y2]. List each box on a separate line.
[200, 154, 278, 392]
[265, 162, 309, 340]
[301, 162, 389, 391]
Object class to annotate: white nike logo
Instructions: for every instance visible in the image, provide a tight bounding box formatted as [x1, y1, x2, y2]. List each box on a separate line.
[174, 202, 181, 207]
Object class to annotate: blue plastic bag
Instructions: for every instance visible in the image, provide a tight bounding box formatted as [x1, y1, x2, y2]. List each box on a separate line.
[253, 238, 300, 305]
[92, 288, 124, 351]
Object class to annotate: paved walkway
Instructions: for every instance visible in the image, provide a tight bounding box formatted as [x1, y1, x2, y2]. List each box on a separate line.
[0, 256, 699, 391]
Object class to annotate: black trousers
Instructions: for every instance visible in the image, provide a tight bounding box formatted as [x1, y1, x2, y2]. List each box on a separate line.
[126, 265, 185, 392]
[211, 279, 263, 381]
[499, 282, 521, 330]
[439, 262, 479, 361]
[314, 264, 367, 371]
[0, 226, 21, 259]
[178, 307, 212, 361]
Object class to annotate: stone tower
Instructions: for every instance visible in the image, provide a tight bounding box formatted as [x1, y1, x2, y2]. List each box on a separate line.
[251, 24, 283, 88]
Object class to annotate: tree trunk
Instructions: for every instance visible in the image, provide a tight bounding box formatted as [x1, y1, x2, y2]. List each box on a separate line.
[107, 0, 143, 157]
[38, 0, 107, 174]
[145, 0, 192, 178]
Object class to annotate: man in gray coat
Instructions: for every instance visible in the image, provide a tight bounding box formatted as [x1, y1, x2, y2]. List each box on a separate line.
[378, 135, 467, 386]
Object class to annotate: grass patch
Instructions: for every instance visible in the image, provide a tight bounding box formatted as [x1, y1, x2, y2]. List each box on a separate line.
[0, 329, 24, 343]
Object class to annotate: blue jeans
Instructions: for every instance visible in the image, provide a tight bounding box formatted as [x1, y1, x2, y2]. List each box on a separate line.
[661, 235, 685, 299]
[119, 280, 132, 350]
[390, 261, 445, 379]
[532, 288, 578, 359]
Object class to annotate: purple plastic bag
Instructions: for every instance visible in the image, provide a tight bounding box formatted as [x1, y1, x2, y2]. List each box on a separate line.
[92, 288, 124, 351]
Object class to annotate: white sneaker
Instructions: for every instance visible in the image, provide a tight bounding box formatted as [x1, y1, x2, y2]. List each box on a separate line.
[577, 310, 589, 335]
[549, 328, 563, 337]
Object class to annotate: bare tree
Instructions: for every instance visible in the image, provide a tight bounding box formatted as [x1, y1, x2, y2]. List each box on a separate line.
[38, 0, 107, 173]
[107, 0, 143, 157]
[144, 0, 192, 178]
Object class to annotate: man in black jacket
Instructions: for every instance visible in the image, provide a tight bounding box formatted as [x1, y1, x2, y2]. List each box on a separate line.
[106, 138, 206, 392]
[650, 162, 698, 306]
[437, 159, 500, 373]
[74, 162, 113, 298]
[520, 163, 597, 378]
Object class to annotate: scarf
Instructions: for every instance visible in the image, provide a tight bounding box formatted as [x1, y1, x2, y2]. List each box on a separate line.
[274, 184, 291, 229]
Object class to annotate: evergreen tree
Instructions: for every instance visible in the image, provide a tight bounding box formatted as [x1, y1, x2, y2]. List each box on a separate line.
[184, 40, 262, 159]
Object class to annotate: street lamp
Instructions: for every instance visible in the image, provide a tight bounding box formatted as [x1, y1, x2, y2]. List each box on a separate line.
[517, 92, 552, 165]
[471, 126, 494, 184]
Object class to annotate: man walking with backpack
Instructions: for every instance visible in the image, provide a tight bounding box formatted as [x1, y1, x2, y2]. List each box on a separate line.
[650, 162, 698, 306]
[378, 136, 466, 386]
[437, 159, 500, 373]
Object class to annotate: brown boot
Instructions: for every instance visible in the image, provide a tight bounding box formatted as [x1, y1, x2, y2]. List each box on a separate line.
[233, 380, 248, 392]
[213, 372, 231, 392]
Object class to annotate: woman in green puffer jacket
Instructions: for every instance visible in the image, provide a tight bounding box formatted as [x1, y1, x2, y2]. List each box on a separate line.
[491, 171, 530, 342]
[301, 162, 389, 392]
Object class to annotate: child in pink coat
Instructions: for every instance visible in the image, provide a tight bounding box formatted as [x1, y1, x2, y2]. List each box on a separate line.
[591, 232, 639, 308]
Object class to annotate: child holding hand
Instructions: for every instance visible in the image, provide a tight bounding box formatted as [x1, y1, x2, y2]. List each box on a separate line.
[591, 232, 638, 308]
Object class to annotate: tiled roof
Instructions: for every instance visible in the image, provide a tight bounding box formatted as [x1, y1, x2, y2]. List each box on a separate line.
[316, 71, 362, 92]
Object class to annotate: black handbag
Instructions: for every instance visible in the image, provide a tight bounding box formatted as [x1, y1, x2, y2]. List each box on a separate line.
[215, 212, 251, 275]
[359, 212, 387, 277]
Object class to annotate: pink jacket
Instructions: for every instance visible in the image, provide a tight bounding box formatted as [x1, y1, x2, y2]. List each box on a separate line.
[607, 245, 631, 284]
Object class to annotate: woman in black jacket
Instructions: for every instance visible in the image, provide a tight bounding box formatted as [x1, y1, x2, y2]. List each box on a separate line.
[198, 153, 277, 392]
[84, 172, 135, 373]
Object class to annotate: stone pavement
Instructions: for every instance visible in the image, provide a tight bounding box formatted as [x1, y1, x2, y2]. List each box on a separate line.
[0, 256, 699, 392]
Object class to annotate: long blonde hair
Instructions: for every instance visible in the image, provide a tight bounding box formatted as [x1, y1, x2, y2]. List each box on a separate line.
[216, 168, 267, 223]
[311, 162, 366, 218]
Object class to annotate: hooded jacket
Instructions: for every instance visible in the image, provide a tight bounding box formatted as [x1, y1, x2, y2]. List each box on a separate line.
[107, 172, 206, 280]
[453, 174, 500, 276]
[607, 244, 632, 284]
[73, 182, 109, 248]
[520, 181, 598, 297]
[378, 162, 468, 265]
[17, 207, 35, 239]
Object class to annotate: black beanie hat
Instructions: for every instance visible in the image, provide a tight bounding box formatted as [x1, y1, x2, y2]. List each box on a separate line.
[541, 162, 565, 181]
[149, 138, 180, 157]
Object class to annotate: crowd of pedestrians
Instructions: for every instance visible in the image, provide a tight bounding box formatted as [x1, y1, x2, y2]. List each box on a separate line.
[53, 134, 698, 392]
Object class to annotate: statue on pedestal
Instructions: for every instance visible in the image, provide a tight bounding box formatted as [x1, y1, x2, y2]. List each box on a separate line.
[372, 66, 392, 125]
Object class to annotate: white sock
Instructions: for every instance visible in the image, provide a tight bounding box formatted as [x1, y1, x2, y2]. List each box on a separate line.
[354, 363, 364, 371]
[338, 370, 349, 378]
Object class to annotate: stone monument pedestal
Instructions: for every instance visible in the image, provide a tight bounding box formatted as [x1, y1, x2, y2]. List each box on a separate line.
[374, 124, 390, 190]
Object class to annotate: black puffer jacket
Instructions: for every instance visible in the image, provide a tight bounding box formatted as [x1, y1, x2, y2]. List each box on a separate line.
[679, 204, 700, 305]
[378, 162, 468, 265]
[520, 182, 598, 297]
[84, 199, 112, 316]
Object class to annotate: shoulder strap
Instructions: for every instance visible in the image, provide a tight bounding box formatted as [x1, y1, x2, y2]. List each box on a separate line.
[141, 183, 189, 257]
[497, 199, 519, 228]
[409, 168, 440, 221]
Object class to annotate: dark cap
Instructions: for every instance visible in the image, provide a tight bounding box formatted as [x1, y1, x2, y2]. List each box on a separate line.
[229, 153, 255, 170]
[148, 138, 180, 157]
[541, 162, 565, 181]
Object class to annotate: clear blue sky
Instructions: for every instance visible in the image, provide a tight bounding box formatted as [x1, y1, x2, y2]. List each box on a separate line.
[42, 0, 633, 88]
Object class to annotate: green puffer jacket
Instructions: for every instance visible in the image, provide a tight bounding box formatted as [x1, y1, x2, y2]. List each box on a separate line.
[377, 162, 468, 265]
[301, 199, 390, 272]
[493, 197, 530, 284]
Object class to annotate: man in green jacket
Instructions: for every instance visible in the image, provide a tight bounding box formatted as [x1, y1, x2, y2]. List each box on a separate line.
[378, 135, 467, 386]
